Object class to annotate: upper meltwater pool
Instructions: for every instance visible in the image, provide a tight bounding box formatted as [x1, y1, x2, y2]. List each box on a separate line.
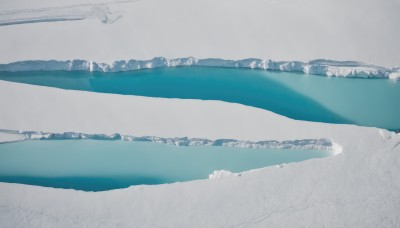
[0, 140, 329, 191]
[0, 67, 399, 130]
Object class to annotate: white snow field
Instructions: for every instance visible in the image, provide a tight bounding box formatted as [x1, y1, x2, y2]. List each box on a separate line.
[0, 0, 399, 68]
[1, 0, 400, 227]
[0, 2, 123, 26]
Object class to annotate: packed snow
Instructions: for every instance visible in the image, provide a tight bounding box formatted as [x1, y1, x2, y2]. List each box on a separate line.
[0, 2, 123, 26]
[0, 0, 399, 67]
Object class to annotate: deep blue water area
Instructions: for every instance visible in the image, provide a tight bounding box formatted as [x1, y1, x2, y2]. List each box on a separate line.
[1, 67, 398, 130]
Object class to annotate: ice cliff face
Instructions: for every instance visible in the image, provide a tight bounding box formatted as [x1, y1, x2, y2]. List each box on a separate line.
[0, 57, 398, 80]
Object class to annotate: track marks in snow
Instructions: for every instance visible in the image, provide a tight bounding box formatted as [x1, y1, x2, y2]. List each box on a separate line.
[0, 1, 137, 26]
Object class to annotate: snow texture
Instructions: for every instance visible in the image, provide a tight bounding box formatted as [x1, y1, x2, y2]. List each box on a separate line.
[0, 0, 399, 68]
[0, 2, 123, 26]
[208, 170, 239, 179]
[1, 57, 399, 80]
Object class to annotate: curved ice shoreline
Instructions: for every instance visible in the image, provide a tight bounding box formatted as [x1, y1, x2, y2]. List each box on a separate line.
[0, 129, 341, 154]
[0, 57, 399, 80]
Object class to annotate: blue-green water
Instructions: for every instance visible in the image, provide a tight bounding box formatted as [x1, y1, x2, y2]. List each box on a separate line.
[0, 140, 328, 191]
[0, 67, 399, 130]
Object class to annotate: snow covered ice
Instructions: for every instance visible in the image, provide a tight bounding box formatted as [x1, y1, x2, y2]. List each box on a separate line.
[0, 0, 400, 227]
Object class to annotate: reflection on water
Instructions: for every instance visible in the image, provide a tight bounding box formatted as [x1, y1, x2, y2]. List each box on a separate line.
[0, 140, 329, 191]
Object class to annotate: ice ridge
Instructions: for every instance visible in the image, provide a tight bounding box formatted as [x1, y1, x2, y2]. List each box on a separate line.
[0, 57, 398, 80]
[0, 129, 339, 153]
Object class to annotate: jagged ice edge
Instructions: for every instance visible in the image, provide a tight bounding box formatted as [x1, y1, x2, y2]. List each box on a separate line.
[0, 57, 399, 80]
[0, 129, 342, 155]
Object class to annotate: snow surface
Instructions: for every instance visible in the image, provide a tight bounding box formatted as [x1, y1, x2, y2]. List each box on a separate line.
[0, 0, 399, 67]
[208, 170, 239, 179]
[1, 0, 400, 226]
[0, 80, 399, 227]
[0, 132, 25, 143]
[0, 2, 122, 26]
[1, 57, 399, 79]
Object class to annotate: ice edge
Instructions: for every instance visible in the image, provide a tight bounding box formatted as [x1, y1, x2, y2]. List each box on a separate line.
[0, 57, 399, 80]
[0, 129, 340, 154]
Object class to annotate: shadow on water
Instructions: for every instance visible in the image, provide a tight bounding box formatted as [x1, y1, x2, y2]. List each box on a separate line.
[0, 140, 330, 191]
[0, 176, 167, 191]
[0, 67, 353, 125]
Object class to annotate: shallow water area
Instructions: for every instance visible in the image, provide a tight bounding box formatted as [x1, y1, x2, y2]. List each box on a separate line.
[0, 67, 399, 130]
[0, 140, 329, 191]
